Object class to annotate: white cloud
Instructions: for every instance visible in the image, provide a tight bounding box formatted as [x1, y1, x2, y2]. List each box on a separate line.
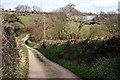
[1, 0, 35, 3]
[94, 0, 119, 7]
[1, 0, 119, 12]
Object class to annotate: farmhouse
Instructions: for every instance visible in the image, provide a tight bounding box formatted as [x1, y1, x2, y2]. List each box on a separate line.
[82, 15, 97, 24]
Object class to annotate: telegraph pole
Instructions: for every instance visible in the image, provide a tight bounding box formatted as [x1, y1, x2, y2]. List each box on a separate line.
[43, 13, 46, 41]
[41, 1, 46, 41]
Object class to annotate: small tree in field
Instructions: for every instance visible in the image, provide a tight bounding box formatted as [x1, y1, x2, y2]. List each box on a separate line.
[46, 12, 67, 39]
[28, 24, 44, 42]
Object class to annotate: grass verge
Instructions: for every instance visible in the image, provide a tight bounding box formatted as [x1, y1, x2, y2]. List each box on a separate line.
[17, 45, 29, 79]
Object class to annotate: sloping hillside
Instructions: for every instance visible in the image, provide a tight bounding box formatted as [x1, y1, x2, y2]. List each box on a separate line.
[80, 24, 110, 39]
[45, 21, 110, 40]
[37, 33, 120, 79]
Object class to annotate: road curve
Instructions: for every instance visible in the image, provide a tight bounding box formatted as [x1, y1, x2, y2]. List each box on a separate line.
[22, 35, 81, 79]
[26, 45, 80, 79]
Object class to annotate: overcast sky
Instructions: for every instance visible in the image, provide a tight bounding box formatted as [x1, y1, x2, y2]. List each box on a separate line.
[1, 0, 119, 12]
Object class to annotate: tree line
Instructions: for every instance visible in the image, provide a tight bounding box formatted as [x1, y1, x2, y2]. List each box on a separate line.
[15, 5, 41, 12]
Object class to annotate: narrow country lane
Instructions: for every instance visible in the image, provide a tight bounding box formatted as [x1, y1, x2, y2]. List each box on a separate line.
[22, 35, 81, 79]
[27, 45, 46, 78]
[26, 45, 80, 79]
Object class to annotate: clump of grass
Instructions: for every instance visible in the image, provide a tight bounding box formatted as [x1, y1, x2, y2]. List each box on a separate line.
[17, 33, 27, 40]
[25, 40, 36, 47]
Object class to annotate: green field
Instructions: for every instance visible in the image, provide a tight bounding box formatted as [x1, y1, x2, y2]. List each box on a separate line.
[19, 16, 35, 27]
[46, 21, 110, 40]
[2, 14, 110, 40]
[80, 24, 110, 39]
[65, 21, 110, 39]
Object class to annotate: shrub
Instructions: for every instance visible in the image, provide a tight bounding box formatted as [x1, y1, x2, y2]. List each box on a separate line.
[3, 14, 19, 23]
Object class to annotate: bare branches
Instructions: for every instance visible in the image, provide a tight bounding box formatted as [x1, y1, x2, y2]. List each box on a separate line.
[15, 5, 31, 12]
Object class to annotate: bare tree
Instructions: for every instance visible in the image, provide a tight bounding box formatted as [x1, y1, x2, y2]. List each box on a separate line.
[15, 5, 31, 12]
[59, 3, 75, 17]
[58, 3, 81, 21]
[32, 6, 41, 13]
